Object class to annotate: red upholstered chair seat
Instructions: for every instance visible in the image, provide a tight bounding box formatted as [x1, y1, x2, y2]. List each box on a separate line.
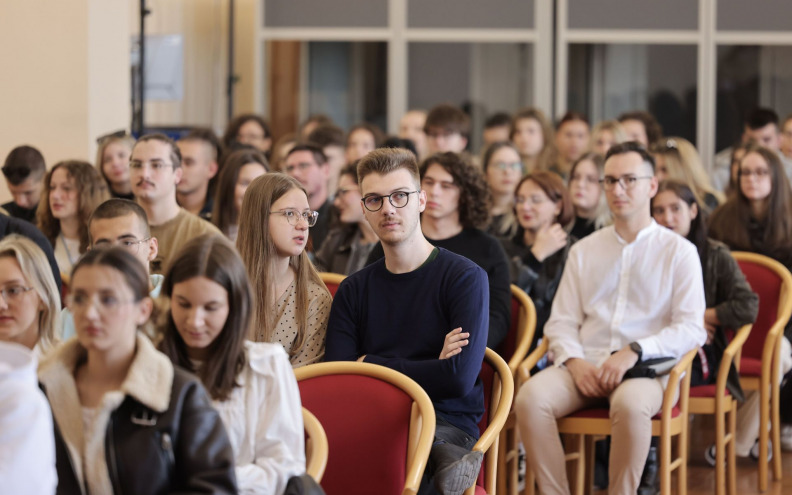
[689, 385, 732, 398]
[739, 357, 762, 377]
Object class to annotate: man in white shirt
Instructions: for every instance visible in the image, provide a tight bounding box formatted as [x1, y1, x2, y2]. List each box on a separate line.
[515, 142, 706, 495]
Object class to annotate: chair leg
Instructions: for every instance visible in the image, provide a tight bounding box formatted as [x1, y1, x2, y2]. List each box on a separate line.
[759, 384, 769, 492]
[715, 407, 726, 495]
[659, 429, 672, 495]
[771, 378, 783, 481]
[524, 468, 535, 495]
[679, 416, 689, 495]
[583, 436, 594, 495]
[727, 402, 737, 495]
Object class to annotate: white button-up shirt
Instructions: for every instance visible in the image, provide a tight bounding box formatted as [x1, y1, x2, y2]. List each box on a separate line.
[547, 221, 706, 367]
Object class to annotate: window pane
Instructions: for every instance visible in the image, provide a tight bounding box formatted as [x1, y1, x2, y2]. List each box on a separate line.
[718, 0, 792, 31]
[407, 0, 534, 29]
[567, 44, 697, 145]
[265, 0, 388, 28]
[567, 0, 697, 30]
[408, 42, 533, 152]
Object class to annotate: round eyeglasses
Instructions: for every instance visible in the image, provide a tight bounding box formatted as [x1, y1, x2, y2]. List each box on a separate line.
[272, 209, 319, 227]
[361, 190, 419, 212]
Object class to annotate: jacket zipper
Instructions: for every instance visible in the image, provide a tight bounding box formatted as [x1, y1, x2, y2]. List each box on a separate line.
[106, 414, 123, 495]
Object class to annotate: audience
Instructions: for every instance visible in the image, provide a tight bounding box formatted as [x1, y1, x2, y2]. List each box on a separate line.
[315, 163, 378, 275]
[130, 133, 221, 274]
[223, 113, 272, 155]
[398, 109, 428, 160]
[269, 133, 298, 172]
[94, 133, 135, 200]
[482, 141, 523, 238]
[2, 145, 46, 224]
[0, 235, 60, 353]
[568, 153, 609, 239]
[160, 234, 306, 494]
[590, 120, 627, 156]
[500, 171, 576, 349]
[326, 148, 488, 495]
[298, 114, 334, 141]
[510, 108, 554, 173]
[39, 247, 237, 494]
[482, 112, 513, 148]
[425, 104, 470, 154]
[237, 173, 331, 367]
[345, 122, 384, 164]
[283, 143, 336, 252]
[177, 128, 222, 220]
[516, 142, 706, 495]
[651, 137, 723, 211]
[618, 110, 663, 148]
[306, 123, 347, 197]
[37, 160, 108, 274]
[552, 112, 590, 179]
[212, 148, 269, 242]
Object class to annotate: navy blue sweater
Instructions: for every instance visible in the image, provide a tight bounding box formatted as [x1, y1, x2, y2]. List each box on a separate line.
[326, 248, 489, 438]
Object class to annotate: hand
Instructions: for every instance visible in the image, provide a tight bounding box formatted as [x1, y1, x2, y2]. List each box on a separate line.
[565, 358, 608, 398]
[597, 347, 640, 393]
[439, 327, 469, 359]
[530, 223, 568, 262]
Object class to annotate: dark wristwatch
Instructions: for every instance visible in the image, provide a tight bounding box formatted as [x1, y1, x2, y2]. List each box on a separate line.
[629, 341, 643, 361]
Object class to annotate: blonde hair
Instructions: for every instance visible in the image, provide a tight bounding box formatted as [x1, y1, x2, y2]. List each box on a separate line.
[236, 173, 329, 355]
[95, 134, 135, 183]
[0, 235, 61, 350]
[652, 137, 724, 211]
[590, 120, 628, 151]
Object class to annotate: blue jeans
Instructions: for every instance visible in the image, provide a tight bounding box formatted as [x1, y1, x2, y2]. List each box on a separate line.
[418, 416, 478, 494]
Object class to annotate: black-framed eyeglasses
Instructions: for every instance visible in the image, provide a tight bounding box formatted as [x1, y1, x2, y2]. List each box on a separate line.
[272, 209, 319, 227]
[361, 190, 419, 212]
[600, 175, 652, 191]
[93, 237, 151, 255]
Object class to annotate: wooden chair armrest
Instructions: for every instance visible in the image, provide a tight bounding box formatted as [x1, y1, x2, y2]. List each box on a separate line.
[517, 339, 549, 387]
[714, 324, 751, 393]
[659, 348, 697, 420]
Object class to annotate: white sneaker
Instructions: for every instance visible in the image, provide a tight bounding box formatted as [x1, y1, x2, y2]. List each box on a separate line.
[781, 424, 792, 452]
[749, 439, 773, 462]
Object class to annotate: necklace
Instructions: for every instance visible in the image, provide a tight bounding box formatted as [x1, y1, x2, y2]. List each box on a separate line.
[59, 232, 78, 266]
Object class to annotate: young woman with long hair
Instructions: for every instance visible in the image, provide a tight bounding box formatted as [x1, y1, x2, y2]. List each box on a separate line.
[211, 148, 269, 241]
[482, 141, 523, 238]
[39, 247, 236, 494]
[237, 173, 332, 367]
[651, 137, 724, 211]
[160, 234, 305, 494]
[95, 133, 135, 200]
[568, 153, 609, 239]
[37, 160, 109, 274]
[510, 108, 554, 174]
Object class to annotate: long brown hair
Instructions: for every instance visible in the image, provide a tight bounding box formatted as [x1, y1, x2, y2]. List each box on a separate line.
[510, 107, 555, 171]
[709, 144, 792, 255]
[37, 160, 109, 252]
[212, 148, 269, 237]
[159, 234, 249, 402]
[236, 173, 329, 355]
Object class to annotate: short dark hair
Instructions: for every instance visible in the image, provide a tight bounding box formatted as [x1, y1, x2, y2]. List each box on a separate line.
[618, 110, 663, 145]
[222, 114, 271, 149]
[2, 145, 46, 185]
[135, 133, 182, 168]
[286, 143, 327, 166]
[182, 127, 223, 162]
[745, 108, 779, 131]
[89, 199, 151, 240]
[556, 111, 590, 131]
[307, 124, 345, 148]
[484, 112, 512, 129]
[348, 123, 385, 148]
[380, 136, 418, 159]
[420, 152, 491, 229]
[605, 141, 656, 173]
[424, 104, 471, 139]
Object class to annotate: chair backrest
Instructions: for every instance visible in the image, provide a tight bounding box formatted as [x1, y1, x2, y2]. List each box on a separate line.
[495, 285, 537, 376]
[469, 348, 515, 494]
[732, 252, 792, 360]
[295, 361, 436, 495]
[303, 407, 328, 483]
[318, 272, 346, 298]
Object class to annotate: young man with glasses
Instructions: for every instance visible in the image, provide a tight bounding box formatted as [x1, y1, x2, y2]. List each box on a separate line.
[326, 148, 489, 495]
[515, 142, 706, 495]
[130, 134, 221, 274]
[284, 143, 336, 253]
[60, 199, 164, 340]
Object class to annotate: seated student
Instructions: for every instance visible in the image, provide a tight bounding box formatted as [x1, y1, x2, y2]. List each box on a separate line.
[130, 133, 222, 274]
[177, 128, 222, 220]
[590, 120, 627, 156]
[709, 143, 792, 459]
[95, 132, 135, 200]
[651, 137, 723, 211]
[500, 171, 576, 349]
[366, 152, 512, 349]
[315, 163, 379, 275]
[61, 198, 164, 341]
[568, 153, 609, 239]
[283, 143, 336, 252]
[398, 109, 428, 160]
[37, 160, 109, 275]
[345, 122, 385, 164]
[0, 235, 61, 354]
[482, 142, 523, 239]
[39, 247, 237, 494]
[510, 108, 554, 173]
[298, 114, 334, 141]
[223, 113, 272, 156]
[326, 148, 489, 495]
[160, 234, 305, 495]
[237, 173, 332, 367]
[212, 148, 269, 242]
[307, 123, 347, 197]
[482, 112, 512, 148]
[516, 142, 706, 495]
[618, 110, 663, 148]
[269, 134, 298, 172]
[1, 212, 62, 292]
[551, 112, 590, 180]
[425, 104, 470, 154]
[2, 145, 46, 223]
[725, 140, 754, 198]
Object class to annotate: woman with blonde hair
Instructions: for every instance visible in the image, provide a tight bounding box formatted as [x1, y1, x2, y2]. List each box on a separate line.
[95, 133, 135, 199]
[37, 160, 109, 274]
[590, 120, 627, 156]
[0, 234, 61, 354]
[510, 107, 555, 173]
[651, 137, 724, 211]
[237, 173, 331, 367]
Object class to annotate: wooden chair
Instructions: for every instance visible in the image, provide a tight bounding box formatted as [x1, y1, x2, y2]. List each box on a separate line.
[303, 407, 329, 483]
[466, 348, 515, 495]
[294, 361, 436, 495]
[495, 285, 537, 495]
[689, 324, 752, 495]
[521, 340, 698, 495]
[731, 251, 792, 491]
[318, 272, 346, 297]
